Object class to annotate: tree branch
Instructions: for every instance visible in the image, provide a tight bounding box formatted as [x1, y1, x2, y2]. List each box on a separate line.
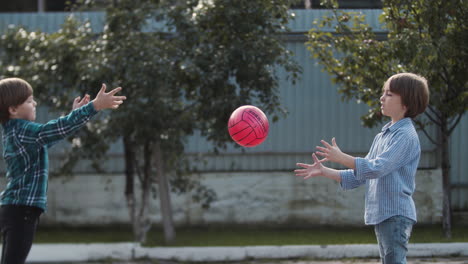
[448, 112, 465, 136]
[413, 118, 439, 146]
[424, 107, 442, 127]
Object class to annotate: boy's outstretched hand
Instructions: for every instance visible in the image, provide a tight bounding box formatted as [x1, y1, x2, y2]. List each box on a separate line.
[316, 137, 356, 169]
[295, 153, 325, 179]
[295, 153, 342, 182]
[92, 84, 126, 111]
[316, 137, 343, 163]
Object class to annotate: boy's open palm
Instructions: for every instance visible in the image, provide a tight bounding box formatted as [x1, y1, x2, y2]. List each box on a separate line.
[295, 153, 325, 179]
[316, 137, 343, 163]
[92, 84, 126, 111]
[316, 137, 356, 169]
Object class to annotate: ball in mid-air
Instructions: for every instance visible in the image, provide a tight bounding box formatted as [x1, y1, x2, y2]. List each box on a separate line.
[228, 105, 269, 147]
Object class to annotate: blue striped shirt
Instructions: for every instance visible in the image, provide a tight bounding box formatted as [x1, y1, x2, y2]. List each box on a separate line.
[340, 118, 420, 225]
[1, 102, 97, 211]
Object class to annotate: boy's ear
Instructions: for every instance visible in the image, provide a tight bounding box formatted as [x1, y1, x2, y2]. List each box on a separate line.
[8, 106, 17, 117]
[403, 104, 408, 115]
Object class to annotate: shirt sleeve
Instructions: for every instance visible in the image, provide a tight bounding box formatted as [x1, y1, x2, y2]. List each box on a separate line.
[19, 102, 98, 148]
[340, 169, 366, 190]
[354, 131, 418, 181]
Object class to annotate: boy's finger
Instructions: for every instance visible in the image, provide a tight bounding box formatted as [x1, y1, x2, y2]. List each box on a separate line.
[316, 146, 327, 152]
[108, 87, 122, 95]
[332, 137, 337, 147]
[113, 96, 127, 100]
[295, 163, 310, 168]
[315, 151, 327, 157]
[98, 84, 107, 94]
[295, 173, 308, 177]
[318, 157, 328, 163]
[321, 140, 332, 148]
[294, 169, 308, 175]
[312, 153, 320, 163]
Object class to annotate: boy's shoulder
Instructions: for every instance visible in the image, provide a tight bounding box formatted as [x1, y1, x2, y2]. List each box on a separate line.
[3, 118, 33, 128]
[2, 119, 41, 136]
[399, 118, 417, 134]
[391, 119, 419, 143]
[381, 118, 415, 134]
[389, 118, 416, 131]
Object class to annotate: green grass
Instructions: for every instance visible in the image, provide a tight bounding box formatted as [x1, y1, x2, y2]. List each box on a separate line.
[34, 224, 468, 247]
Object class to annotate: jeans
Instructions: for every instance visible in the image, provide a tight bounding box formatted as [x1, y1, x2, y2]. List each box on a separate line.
[374, 215, 415, 264]
[0, 205, 42, 264]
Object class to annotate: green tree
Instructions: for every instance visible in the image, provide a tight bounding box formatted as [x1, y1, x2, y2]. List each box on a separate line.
[306, 0, 467, 238]
[87, 0, 299, 244]
[1, 0, 300, 243]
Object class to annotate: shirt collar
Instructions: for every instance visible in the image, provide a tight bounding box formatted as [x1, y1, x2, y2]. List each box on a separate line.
[381, 117, 412, 133]
[2, 119, 13, 129]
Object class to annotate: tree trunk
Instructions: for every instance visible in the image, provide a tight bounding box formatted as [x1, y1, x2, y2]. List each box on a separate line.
[136, 143, 153, 243]
[123, 136, 138, 241]
[124, 136, 153, 243]
[154, 141, 176, 244]
[440, 120, 452, 238]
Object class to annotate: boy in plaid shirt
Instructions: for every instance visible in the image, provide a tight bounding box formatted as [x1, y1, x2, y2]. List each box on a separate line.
[0, 77, 125, 264]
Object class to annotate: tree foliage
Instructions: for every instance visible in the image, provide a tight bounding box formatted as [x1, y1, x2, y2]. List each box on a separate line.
[306, 0, 467, 238]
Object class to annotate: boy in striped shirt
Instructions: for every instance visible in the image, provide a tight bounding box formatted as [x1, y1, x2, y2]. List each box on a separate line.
[295, 73, 430, 264]
[0, 77, 126, 264]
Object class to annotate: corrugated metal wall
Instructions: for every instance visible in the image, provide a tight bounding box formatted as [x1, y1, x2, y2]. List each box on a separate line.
[287, 9, 385, 33]
[451, 114, 468, 211]
[0, 12, 105, 33]
[0, 10, 466, 209]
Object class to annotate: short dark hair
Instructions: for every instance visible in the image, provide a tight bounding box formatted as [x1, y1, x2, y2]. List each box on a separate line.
[384, 73, 430, 119]
[0, 78, 33, 124]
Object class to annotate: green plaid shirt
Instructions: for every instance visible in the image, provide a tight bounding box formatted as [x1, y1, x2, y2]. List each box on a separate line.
[1, 102, 97, 211]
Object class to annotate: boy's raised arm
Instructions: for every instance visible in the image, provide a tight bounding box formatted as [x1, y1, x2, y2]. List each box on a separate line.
[20, 84, 125, 147]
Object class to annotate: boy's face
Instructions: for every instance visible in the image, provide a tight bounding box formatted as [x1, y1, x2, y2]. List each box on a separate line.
[9, 95, 37, 121]
[380, 86, 407, 123]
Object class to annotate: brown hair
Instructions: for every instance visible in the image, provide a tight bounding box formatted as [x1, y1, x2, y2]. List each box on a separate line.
[384, 73, 430, 118]
[0, 78, 33, 124]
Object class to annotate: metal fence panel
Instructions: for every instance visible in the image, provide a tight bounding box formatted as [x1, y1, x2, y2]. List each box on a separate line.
[0, 12, 105, 33]
[450, 114, 468, 211]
